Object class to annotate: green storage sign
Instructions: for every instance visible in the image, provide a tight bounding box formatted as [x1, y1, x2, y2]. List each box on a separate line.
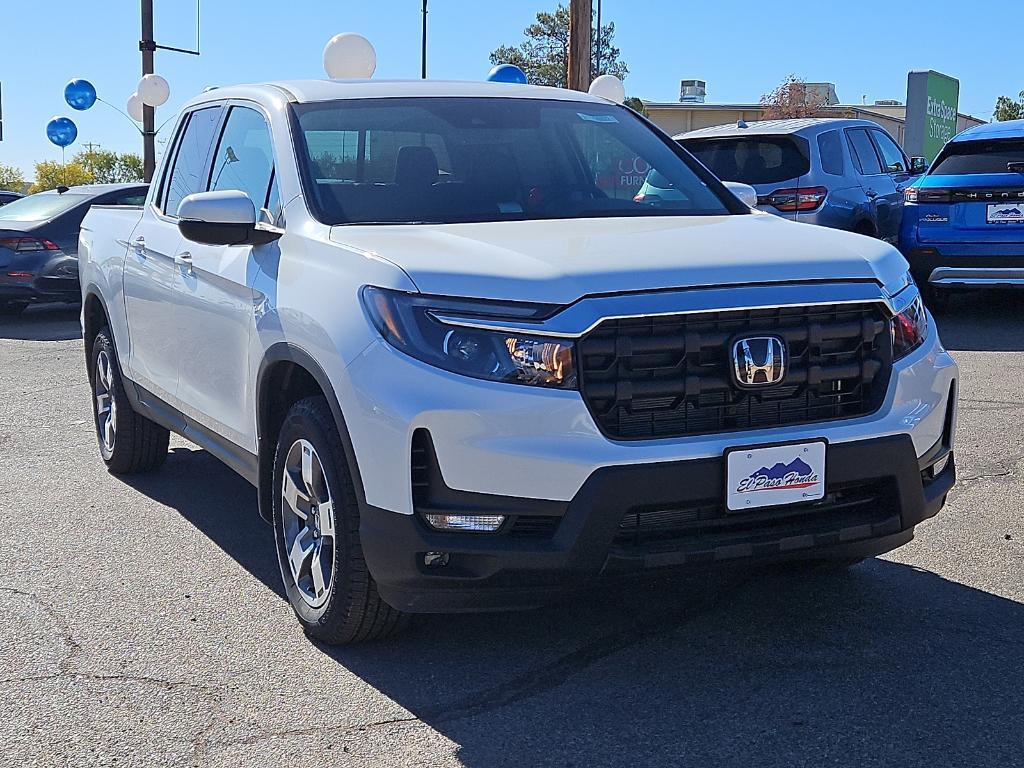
[906, 71, 960, 162]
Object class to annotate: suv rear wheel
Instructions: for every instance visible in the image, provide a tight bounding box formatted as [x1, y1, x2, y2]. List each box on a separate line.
[272, 396, 406, 644]
[90, 328, 170, 473]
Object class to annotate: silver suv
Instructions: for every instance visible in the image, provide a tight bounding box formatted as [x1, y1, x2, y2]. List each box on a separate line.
[677, 118, 927, 243]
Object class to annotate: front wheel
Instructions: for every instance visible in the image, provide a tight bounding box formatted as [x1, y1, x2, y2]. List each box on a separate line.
[90, 328, 170, 473]
[272, 396, 406, 644]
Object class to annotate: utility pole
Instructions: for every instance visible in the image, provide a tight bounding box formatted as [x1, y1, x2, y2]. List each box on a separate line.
[421, 0, 428, 79]
[567, 0, 592, 92]
[82, 142, 101, 176]
[140, 0, 156, 182]
[594, 0, 602, 79]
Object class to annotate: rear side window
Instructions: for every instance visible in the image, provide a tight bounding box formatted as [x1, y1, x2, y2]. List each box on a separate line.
[816, 130, 844, 176]
[846, 129, 883, 175]
[931, 139, 1024, 175]
[682, 136, 810, 185]
[162, 106, 221, 216]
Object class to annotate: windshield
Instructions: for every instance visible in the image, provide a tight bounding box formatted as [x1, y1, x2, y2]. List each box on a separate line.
[930, 139, 1024, 175]
[0, 192, 88, 223]
[681, 136, 810, 185]
[292, 97, 734, 225]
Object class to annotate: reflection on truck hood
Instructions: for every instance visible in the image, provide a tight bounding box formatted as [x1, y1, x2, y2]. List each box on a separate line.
[330, 213, 908, 305]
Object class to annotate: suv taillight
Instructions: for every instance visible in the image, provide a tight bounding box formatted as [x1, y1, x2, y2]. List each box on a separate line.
[0, 236, 61, 253]
[765, 187, 827, 212]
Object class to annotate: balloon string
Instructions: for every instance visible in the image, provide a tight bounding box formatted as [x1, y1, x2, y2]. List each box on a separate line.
[62, 146, 66, 186]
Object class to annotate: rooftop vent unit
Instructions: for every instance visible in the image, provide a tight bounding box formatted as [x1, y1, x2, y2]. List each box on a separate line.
[680, 79, 707, 104]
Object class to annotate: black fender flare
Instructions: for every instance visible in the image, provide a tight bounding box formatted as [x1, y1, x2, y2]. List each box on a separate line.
[255, 343, 367, 522]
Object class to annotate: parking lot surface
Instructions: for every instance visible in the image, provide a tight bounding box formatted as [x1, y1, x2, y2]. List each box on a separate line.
[2, 296, 1022, 767]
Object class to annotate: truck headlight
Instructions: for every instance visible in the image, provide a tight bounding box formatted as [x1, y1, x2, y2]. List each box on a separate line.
[891, 294, 928, 360]
[361, 286, 577, 389]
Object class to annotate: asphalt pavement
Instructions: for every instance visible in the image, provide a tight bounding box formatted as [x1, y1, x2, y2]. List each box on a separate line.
[1, 295, 1022, 767]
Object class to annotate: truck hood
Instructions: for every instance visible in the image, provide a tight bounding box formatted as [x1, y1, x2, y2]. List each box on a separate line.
[329, 213, 908, 304]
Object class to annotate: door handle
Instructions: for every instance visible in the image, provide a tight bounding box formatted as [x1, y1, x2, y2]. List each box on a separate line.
[175, 251, 193, 275]
[131, 236, 146, 255]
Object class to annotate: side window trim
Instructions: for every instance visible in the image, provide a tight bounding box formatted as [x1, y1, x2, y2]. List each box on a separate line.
[869, 129, 909, 175]
[845, 128, 884, 176]
[207, 101, 280, 212]
[161, 104, 226, 218]
[155, 113, 193, 214]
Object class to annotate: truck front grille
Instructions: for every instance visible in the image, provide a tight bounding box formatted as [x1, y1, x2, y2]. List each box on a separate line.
[577, 302, 892, 440]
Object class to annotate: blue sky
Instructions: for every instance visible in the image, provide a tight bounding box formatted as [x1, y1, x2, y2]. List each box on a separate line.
[1, 1, 1013, 177]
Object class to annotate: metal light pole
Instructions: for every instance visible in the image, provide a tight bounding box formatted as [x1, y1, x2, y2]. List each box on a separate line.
[140, 0, 156, 182]
[421, 0, 428, 79]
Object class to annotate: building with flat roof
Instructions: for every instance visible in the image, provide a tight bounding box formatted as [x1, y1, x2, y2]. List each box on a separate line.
[644, 80, 985, 148]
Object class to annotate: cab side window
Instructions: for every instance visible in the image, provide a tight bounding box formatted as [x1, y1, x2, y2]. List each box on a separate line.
[816, 130, 844, 176]
[208, 106, 280, 219]
[161, 106, 222, 217]
[870, 130, 908, 174]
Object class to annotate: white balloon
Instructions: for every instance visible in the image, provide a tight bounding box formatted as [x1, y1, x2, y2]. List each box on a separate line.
[138, 74, 170, 107]
[588, 74, 626, 104]
[323, 33, 376, 79]
[127, 92, 144, 122]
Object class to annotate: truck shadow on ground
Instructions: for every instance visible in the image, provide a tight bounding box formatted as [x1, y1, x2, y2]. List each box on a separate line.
[930, 289, 1024, 352]
[123, 445, 1024, 767]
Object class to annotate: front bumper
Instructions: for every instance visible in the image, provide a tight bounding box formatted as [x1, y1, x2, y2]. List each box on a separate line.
[361, 432, 955, 613]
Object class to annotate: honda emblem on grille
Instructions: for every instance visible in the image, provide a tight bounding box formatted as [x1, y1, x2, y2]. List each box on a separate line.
[732, 336, 786, 387]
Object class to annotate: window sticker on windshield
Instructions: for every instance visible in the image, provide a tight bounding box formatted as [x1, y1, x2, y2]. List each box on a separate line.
[577, 112, 618, 123]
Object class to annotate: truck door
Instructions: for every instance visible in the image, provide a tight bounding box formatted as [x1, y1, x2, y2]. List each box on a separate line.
[123, 106, 222, 405]
[174, 104, 276, 454]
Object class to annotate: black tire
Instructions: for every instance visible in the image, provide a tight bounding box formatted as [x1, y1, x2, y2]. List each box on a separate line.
[272, 396, 406, 644]
[0, 301, 28, 316]
[90, 327, 170, 474]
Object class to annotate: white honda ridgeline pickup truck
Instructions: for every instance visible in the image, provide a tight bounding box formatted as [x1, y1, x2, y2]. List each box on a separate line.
[80, 79, 958, 644]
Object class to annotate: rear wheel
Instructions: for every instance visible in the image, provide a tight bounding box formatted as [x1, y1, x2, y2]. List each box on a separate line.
[272, 396, 406, 644]
[90, 328, 170, 473]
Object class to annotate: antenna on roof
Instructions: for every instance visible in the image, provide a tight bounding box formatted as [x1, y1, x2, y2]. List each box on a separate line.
[737, 119, 748, 129]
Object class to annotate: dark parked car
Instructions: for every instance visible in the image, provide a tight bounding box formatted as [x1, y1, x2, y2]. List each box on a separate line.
[0, 183, 147, 314]
[677, 119, 927, 243]
[0, 191, 24, 207]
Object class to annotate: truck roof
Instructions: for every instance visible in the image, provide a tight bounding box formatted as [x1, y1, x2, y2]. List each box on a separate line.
[184, 79, 611, 110]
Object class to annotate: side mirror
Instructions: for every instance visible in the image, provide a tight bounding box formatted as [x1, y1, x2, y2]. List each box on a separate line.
[909, 157, 929, 175]
[723, 181, 758, 209]
[177, 190, 282, 246]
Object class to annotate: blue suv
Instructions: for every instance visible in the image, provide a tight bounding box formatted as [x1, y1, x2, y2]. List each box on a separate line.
[900, 119, 1024, 305]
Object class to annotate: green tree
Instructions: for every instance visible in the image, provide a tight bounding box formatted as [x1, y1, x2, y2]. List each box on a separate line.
[76, 149, 144, 183]
[994, 92, 1024, 121]
[0, 163, 25, 193]
[489, 4, 628, 88]
[29, 160, 94, 193]
[623, 96, 648, 117]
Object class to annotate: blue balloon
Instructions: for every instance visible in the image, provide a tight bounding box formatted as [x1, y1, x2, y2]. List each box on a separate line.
[487, 64, 528, 85]
[46, 117, 78, 148]
[64, 79, 97, 110]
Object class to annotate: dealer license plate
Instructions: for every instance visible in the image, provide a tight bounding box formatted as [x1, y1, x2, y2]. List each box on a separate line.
[987, 203, 1024, 224]
[726, 441, 826, 512]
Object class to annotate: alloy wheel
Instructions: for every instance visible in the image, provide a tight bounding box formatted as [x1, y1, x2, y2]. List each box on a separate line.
[94, 349, 117, 454]
[281, 439, 336, 608]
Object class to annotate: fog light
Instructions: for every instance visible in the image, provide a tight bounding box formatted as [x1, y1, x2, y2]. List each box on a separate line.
[424, 514, 505, 532]
[931, 452, 950, 477]
[424, 552, 450, 567]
